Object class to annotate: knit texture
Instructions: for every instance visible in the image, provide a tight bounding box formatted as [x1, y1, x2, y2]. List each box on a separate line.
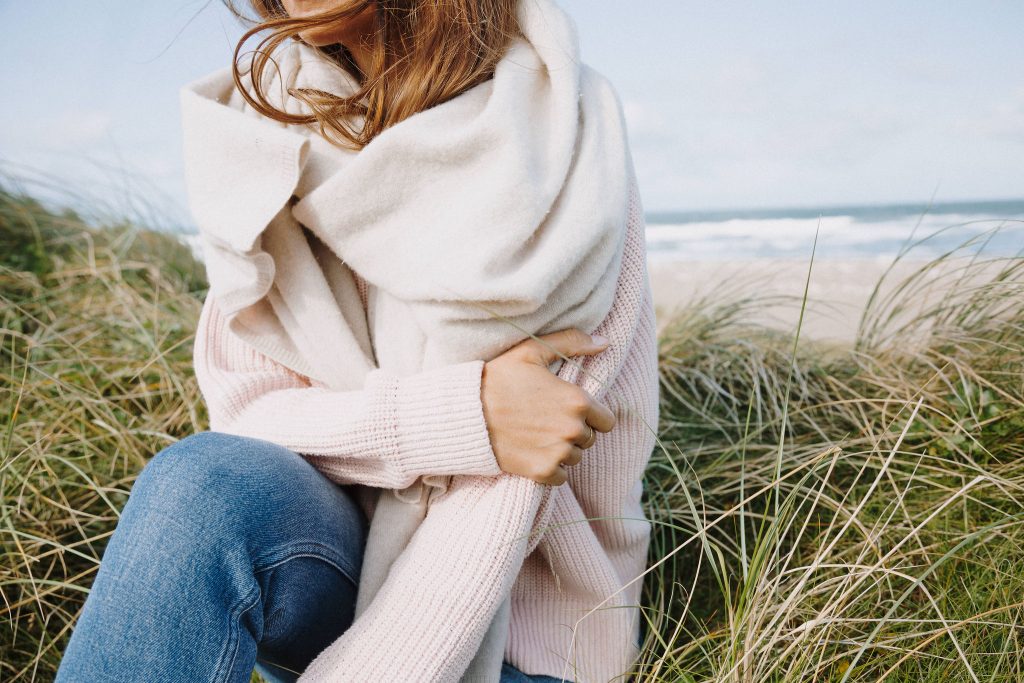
[192, 175, 659, 682]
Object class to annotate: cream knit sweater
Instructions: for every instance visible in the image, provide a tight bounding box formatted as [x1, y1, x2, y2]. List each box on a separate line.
[192, 171, 659, 681]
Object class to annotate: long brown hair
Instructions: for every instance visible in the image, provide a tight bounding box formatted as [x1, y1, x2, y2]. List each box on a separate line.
[223, 1, 522, 151]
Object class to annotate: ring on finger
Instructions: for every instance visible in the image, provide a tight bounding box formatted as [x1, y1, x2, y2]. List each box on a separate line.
[579, 423, 596, 449]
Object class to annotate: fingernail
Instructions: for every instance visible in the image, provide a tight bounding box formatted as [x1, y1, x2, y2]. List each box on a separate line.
[591, 334, 609, 346]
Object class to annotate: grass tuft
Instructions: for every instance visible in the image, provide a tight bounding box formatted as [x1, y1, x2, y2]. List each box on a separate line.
[637, 220, 1024, 681]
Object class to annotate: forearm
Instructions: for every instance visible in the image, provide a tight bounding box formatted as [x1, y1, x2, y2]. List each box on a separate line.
[193, 293, 502, 489]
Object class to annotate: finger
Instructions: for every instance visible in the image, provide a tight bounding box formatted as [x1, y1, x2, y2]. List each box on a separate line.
[516, 328, 609, 367]
[562, 446, 583, 466]
[585, 399, 616, 433]
[540, 464, 568, 486]
[570, 421, 596, 449]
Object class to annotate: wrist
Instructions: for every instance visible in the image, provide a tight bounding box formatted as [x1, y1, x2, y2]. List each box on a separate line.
[394, 360, 503, 478]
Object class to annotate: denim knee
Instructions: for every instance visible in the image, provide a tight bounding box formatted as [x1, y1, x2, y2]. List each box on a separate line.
[132, 431, 366, 550]
[125, 432, 293, 528]
[128, 430, 367, 570]
[140, 430, 296, 493]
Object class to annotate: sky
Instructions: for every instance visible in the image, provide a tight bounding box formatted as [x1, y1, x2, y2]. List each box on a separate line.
[1, 1, 1022, 224]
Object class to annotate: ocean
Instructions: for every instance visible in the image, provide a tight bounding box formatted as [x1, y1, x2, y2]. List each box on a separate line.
[644, 199, 1024, 262]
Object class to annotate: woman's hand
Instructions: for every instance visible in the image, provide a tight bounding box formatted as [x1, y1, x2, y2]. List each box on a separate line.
[480, 328, 616, 486]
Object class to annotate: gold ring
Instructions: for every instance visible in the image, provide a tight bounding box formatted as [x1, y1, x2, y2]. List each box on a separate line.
[580, 423, 596, 449]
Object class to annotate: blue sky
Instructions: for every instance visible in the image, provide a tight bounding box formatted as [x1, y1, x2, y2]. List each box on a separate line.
[1, 1, 1022, 222]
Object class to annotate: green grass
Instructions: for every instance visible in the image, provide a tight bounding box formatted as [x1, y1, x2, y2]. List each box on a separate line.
[2, 184, 1023, 682]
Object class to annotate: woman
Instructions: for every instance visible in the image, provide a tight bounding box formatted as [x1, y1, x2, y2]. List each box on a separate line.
[55, 0, 659, 681]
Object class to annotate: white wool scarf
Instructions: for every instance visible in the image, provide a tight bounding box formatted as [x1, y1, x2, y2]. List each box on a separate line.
[180, 0, 633, 678]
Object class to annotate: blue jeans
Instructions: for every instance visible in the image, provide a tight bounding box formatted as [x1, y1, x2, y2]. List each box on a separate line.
[55, 431, 567, 682]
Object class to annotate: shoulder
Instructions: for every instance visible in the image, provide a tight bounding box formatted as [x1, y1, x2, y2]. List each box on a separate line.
[580, 63, 619, 92]
[580, 63, 627, 115]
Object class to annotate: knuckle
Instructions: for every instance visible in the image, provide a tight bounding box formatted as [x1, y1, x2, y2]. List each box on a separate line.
[512, 336, 536, 354]
[564, 389, 590, 414]
[569, 328, 590, 345]
[561, 420, 584, 442]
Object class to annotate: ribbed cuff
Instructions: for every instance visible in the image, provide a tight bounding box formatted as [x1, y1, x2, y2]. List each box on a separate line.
[394, 360, 503, 479]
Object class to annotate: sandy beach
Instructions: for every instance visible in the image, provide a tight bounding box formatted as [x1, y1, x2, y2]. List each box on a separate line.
[648, 257, 1010, 343]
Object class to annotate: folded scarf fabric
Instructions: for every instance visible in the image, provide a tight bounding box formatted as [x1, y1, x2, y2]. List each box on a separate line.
[180, 0, 636, 679]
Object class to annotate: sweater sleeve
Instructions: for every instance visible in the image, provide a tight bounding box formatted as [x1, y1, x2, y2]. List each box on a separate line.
[192, 292, 503, 488]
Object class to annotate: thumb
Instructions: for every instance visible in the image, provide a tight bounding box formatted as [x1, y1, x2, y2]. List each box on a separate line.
[517, 328, 609, 367]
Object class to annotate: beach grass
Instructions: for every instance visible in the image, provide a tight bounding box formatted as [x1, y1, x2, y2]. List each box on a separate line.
[635, 230, 1024, 680]
[2, 184, 1022, 682]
